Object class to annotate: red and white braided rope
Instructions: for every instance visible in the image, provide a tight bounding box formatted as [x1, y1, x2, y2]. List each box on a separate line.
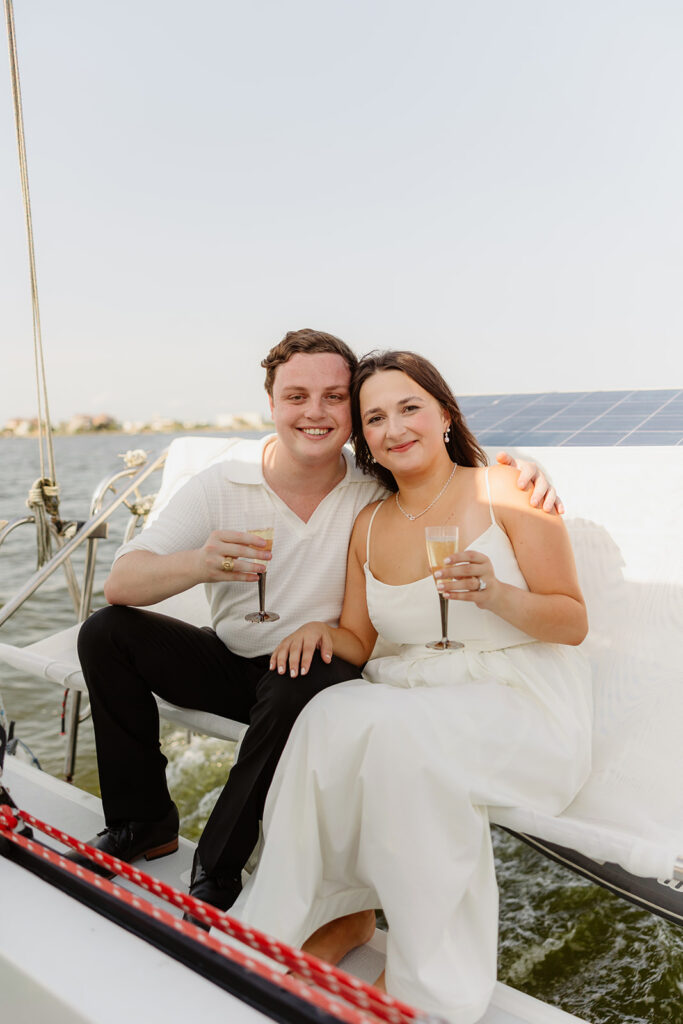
[0, 804, 421, 1024]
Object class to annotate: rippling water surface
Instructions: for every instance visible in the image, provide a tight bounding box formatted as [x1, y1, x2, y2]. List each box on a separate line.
[1, 433, 681, 1024]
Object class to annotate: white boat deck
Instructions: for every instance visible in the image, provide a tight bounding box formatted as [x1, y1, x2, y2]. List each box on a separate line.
[0, 757, 590, 1024]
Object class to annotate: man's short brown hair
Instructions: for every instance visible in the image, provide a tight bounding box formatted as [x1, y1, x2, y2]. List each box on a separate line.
[261, 329, 357, 396]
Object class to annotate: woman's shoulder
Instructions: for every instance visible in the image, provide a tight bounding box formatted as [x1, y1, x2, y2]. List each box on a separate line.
[458, 463, 518, 498]
[353, 499, 384, 533]
[485, 462, 560, 521]
[483, 462, 518, 489]
[347, 500, 384, 565]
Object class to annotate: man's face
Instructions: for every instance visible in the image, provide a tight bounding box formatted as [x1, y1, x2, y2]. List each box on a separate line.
[269, 352, 352, 468]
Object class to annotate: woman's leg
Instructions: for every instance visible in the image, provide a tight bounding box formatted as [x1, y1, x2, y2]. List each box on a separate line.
[300, 911, 376, 964]
[233, 680, 381, 947]
[235, 680, 499, 1022]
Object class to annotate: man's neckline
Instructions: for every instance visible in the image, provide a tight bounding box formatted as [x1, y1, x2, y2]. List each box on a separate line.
[261, 436, 350, 497]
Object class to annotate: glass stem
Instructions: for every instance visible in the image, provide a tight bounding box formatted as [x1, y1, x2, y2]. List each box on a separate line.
[257, 573, 267, 617]
[438, 593, 449, 644]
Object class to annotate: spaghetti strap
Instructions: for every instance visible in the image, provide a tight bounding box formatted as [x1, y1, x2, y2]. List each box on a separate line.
[484, 467, 496, 526]
[366, 501, 384, 566]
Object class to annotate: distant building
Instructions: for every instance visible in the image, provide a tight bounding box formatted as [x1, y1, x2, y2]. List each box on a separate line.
[91, 414, 119, 431]
[214, 413, 237, 429]
[148, 415, 177, 433]
[122, 420, 146, 434]
[122, 415, 183, 434]
[65, 414, 94, 434]
[214, 411, 269, 431]
[3, 417, 37, 436]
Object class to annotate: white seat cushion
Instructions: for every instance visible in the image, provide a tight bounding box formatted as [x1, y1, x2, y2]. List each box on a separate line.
[2, 439, 682, 879]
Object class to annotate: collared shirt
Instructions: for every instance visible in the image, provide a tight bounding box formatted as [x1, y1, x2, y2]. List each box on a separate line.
[115, 436, 385, 658]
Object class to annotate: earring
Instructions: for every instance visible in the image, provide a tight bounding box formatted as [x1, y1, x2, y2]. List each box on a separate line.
[444, 427, 451, 444]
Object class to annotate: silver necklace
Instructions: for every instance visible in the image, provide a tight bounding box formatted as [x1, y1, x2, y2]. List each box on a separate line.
[394, 462, 457, 521]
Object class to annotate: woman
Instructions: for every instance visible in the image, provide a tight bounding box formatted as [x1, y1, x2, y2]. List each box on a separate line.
[232, 351, 592, 1024]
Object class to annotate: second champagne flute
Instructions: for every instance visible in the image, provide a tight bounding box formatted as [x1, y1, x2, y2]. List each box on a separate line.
[245, 527, 279, 623]
[425, 525, 464, 650]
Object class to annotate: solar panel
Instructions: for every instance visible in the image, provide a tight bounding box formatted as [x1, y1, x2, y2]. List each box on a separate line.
[458, 390, 683, 447]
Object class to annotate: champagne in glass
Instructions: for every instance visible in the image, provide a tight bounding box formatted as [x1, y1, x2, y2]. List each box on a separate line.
[245, 527, 279, 622]
[425, 525, 463, 650]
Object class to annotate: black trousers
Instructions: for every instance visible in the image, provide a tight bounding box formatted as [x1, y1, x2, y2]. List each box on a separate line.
[77, 605, 360, 877]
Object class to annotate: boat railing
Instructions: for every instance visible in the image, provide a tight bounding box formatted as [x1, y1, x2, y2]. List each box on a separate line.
[0, 448, 169, 778]
[0, 449, 168, 630]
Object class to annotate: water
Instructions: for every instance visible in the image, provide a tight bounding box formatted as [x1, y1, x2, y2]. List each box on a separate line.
[0, 432, 246, 801]
[1, 433, 682, 1024]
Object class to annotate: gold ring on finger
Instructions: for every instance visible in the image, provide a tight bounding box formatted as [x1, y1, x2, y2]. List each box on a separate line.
[222, 556, 235, 572]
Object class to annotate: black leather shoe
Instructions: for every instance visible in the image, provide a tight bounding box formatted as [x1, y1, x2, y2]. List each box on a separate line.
[182, 849, 242, 930]
[63, 803, 180, 879]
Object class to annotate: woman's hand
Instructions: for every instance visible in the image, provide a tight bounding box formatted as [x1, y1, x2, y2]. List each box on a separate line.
[434, 550, 499, 609]
[197, 529, 271, 582]
[270, 623, 334, 678]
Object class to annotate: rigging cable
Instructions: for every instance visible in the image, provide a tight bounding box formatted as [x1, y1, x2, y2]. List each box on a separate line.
[4, 0, 60, 564]
[0, 804, 421, 1024]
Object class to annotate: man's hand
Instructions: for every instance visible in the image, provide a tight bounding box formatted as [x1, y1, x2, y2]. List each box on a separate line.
[104, 529, 272, 606]
[270, 623, 334, 678]
[198, 529, 271, 582]
[496, 452, 565, 515]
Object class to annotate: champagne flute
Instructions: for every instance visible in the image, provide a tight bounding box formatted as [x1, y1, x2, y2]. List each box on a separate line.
[245, 528, 279, 623]
[425, 525, 464, 650]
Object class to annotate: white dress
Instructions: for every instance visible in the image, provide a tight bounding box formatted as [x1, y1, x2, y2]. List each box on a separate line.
[233, 472, 592, 1024]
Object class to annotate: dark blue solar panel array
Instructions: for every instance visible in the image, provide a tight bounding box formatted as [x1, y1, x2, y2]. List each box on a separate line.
[458, 389, 683, 447]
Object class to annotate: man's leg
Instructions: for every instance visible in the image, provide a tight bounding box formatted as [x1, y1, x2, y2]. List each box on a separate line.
[77, 604, 261, 824]
[196, 651, 361, 879]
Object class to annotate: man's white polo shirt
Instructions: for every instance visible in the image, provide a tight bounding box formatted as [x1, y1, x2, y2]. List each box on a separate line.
[115, 435, 385, 658]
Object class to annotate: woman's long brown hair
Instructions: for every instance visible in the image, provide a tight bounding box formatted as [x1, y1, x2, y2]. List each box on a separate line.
[351, 350, 487, 492]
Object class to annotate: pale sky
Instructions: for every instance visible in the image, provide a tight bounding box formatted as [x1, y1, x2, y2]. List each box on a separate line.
[1, 0, 682, 424]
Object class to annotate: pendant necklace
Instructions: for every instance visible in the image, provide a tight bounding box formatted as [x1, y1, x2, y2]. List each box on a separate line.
[394, 462, 458, 521]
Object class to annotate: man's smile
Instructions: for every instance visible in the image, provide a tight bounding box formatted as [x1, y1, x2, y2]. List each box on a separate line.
[299, 427, 334, 437]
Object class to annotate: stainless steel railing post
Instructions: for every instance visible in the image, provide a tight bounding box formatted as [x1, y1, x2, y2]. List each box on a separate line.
[63, 691, 81, 783]
[0, 450, 168, 781]
[0, 451, 167, 630]
[58, 452, 169, 781]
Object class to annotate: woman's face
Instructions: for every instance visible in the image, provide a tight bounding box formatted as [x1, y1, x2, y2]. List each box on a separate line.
[359, 369, 450, 472]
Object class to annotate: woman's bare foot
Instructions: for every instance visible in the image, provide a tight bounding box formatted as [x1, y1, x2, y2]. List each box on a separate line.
[301, 909, 376, 965]
[373, 970, 386, 992]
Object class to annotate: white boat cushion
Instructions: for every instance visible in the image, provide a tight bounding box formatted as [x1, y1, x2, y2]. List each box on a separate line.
[1, 440, 681, 879]
[488, 447, 683, 880]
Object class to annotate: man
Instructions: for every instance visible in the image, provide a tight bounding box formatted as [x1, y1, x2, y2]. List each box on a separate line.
[72, 328, 558, 919]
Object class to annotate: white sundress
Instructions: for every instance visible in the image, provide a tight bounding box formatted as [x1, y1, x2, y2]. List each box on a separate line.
[233, 470, 592, 1024]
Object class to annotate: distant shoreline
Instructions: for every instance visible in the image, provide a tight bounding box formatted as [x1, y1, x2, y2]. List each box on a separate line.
[0, 425, 274, 440]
